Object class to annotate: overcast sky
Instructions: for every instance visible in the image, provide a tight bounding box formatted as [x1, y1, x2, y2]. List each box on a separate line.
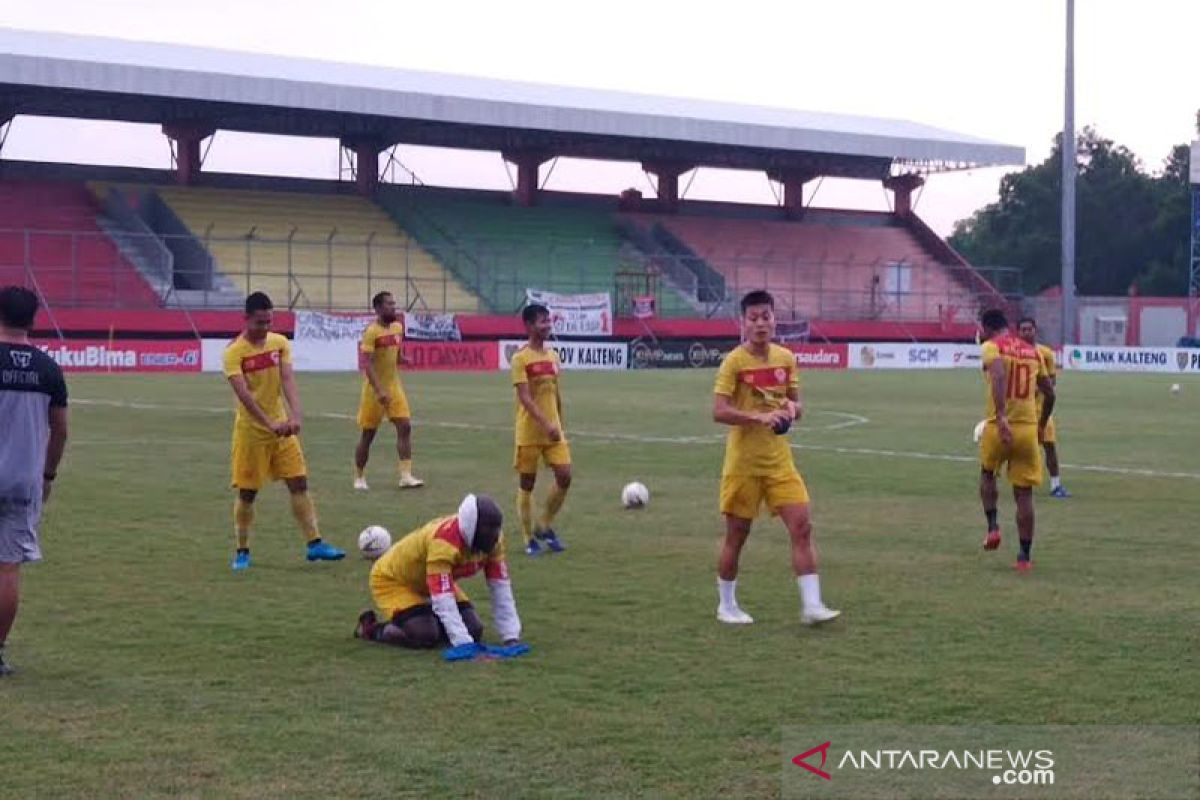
[2, 0, 1197, 235]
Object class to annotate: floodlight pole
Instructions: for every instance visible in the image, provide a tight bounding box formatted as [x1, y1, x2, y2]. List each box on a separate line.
[1061, 0, 1077, 345]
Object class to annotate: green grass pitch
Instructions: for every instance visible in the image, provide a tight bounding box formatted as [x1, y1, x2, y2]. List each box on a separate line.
[2, 369, 1197, 798]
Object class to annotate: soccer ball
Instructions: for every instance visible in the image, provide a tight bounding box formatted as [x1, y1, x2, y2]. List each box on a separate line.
[1170, 383, 1181, 395]
[972, 420, 987, 444]
[357, 525, 391, 560]
[621, 482, 649, 509]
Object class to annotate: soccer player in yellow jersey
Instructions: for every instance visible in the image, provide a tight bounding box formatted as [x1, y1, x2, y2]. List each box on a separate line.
[353, 291, 423, 491]
[354, 494, 527, 661]
[712, 290, 839, 626]
[977, 308, 1055, 571]
[510, 304, 569, 556]
[1017, 317, 1070, 498]
[222, 292, 344, 571]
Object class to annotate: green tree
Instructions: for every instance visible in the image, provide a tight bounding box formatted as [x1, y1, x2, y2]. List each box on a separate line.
[950, 121, 1195, 297]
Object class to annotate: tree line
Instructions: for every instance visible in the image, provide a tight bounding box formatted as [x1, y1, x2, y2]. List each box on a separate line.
[948, 111, 1198, 297]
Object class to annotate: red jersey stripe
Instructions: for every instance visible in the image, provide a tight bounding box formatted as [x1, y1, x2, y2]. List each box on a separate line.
[241, 350, 281, 373]
[433, 518, 466, 551]
[739, 365, 791, 387]
[426, 572, 455, 596]
[525, 360, 558, 378]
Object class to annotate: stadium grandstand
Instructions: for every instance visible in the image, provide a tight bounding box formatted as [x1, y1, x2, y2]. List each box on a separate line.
[0, 28, 1024, 338]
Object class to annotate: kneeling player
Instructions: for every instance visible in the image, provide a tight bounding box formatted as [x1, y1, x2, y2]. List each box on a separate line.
[712, 290, 839, 626]
[354, 494, 525, 657]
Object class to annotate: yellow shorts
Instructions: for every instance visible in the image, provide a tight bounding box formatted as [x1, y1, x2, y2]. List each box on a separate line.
[719, 471, 810, 520]
[1041, 417, 1057, 445]
[369, 570, 468, 620]
[513, 442, 572, 474]
[979, 422, 1043, 488]
[230, 433, 307, 490]
[357, 384, 411, 430]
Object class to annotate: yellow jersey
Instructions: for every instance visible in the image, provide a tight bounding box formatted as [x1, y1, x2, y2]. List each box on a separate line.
[980, 334, 1048, 425]
[1035, 344, 1057, 415]
[714, 343, 799, 476]
[371, 515, 509, 600]
[360, 320, 404, 388]
[222, 332, 292, 438]
[510, 345, 564, 446]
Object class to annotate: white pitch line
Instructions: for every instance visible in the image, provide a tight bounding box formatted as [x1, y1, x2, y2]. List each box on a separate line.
[72, 398, 1200, 480]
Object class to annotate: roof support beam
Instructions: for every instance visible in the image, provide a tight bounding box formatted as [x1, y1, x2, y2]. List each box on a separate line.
[502, 149, 553, 207]
[641, 161, 694, 213]
[339, 135, 394, 196]
[162, 122, 216, 185]
[767, 168, 818, 220]
[883, 172, 925, 216]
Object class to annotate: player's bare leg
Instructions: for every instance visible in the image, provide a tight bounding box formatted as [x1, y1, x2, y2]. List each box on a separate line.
[716, 514, 754, 623]
[518, 472, 539, 555]
[980, 469, 1001, 550]
[1045, 443, 1070, 498]
[0, 563, 20, 675]
[285, 476, 344, 562]
[535, 464, 570, 552]
[1013, 486, 1035, 571]
[353, 428, 376, 490]
[778, 503, 840, 625]
[231, 488, 257, 571]
[393, 417, 423, 488]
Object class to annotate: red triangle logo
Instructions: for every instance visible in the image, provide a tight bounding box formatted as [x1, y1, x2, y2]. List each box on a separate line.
[791, 741, 832, 780]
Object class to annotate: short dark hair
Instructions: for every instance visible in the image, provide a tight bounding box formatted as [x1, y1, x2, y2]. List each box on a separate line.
[372, 291, 393, 311]
[980, 308, 1008, 333]
[245, 292, 273, 315]
[740, 290, 774, 314]
[1017, 316, 1037, 329]
[0, 286, 39, 330]
[522, 303, 550, 325]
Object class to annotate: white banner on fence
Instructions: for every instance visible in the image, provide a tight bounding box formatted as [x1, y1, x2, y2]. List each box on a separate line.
[1062, 345, 1200, 373]
[293, 311, 371, 371]
[525, 289, 613, 337]
[404, 312, 462, 341]
[498, 339, 628, 371]
[849, 342, 980, 370]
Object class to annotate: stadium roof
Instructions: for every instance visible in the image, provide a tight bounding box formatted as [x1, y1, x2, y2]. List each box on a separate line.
[0, 28, 1024, 177]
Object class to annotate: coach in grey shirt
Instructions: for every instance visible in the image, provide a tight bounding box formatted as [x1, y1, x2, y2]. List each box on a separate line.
[0, 286, 68, 677]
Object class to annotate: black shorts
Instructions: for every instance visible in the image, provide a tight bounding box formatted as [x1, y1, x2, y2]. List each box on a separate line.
[390, 601, 474, 625]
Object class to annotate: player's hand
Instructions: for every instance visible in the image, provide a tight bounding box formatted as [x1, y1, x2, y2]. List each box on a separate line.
[270, 421, 292, 437]
[1037, 424, 1046, 444]
[41, 481, 52, 503]
[997, 417, 1013, 445]
[376, 393, 390, 407]
[791, 400, 804, 421]
[546, 425, 563, 442]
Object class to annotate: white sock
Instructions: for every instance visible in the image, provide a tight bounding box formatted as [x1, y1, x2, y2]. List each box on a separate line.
[797, 574, 823, 611]
[1050, 476, 1062, 490]
[717, 578, 739, 609]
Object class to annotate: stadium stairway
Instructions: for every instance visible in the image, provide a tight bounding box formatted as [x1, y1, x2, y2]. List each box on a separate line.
[378, 187, 699, 316]
[0, 179, 161, 308]
[148, 186, 479, 312]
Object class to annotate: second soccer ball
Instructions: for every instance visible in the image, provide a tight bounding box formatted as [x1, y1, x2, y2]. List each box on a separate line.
[621, 482, 650, 509]
[357, 525, 392, 560]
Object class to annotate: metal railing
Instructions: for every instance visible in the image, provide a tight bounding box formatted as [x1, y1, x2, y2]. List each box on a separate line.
[0, 227, 1013, 323]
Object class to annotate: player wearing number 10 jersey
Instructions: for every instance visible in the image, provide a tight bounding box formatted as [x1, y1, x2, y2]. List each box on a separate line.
[976, 308, 1055, 571]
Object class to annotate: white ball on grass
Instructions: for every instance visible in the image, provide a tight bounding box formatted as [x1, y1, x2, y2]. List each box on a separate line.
[621, 481, 650, 509]
[357, 525, 391, 560]
[1170, 383, 1181, 394]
